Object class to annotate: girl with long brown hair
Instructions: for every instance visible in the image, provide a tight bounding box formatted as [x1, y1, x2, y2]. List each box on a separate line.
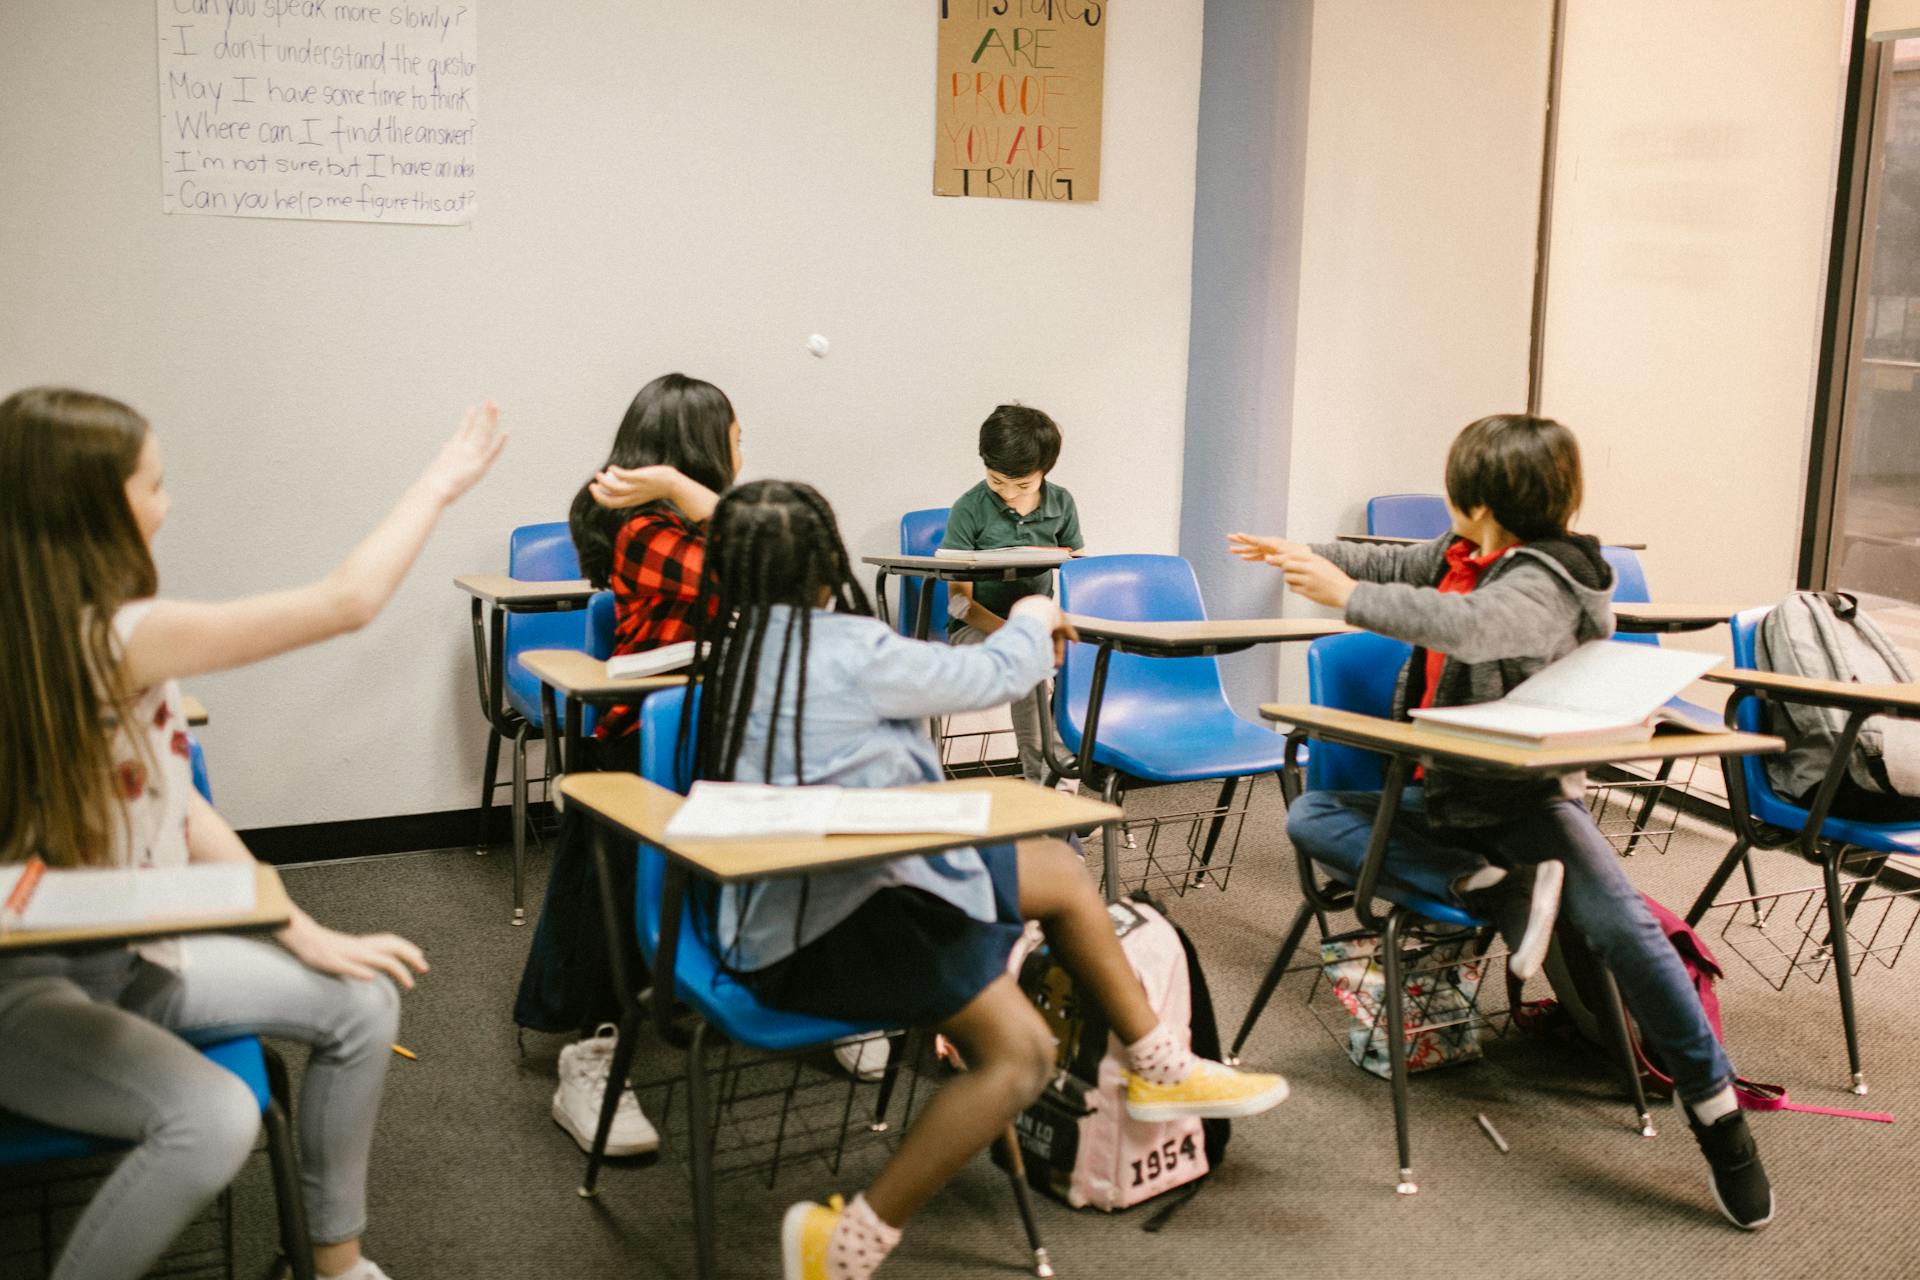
[0, 386, 505, 1280]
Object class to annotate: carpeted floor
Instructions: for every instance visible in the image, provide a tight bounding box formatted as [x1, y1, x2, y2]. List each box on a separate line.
[209, 781, 1920, 1278]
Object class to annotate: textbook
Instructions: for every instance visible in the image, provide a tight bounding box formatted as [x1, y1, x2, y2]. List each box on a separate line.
[932, 546, 1076, 564]
[1407, 640, 1721, 747]
[0, 862, 255, 933]
[663, 782, 993, 840]
[605, 640, 697, 680]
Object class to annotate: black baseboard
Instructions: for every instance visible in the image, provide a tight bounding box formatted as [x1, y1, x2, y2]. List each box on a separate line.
[238, 802, 556, 865]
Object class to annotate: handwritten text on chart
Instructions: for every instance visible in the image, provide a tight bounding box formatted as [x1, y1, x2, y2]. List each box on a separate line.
[155, 2, 478, 225]
[934, 1, 1106, 202]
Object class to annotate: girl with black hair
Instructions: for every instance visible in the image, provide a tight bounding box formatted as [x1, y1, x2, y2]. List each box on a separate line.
[520, 373, 740, 1160]
[677, 480, 1290, 1280]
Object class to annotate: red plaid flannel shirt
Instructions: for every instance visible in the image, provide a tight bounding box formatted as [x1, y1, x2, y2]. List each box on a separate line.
[596, 510, 706, 739]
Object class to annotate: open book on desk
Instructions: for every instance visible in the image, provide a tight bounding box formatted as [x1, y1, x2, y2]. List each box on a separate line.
[1408, 640, 1721, 747]
[605, 640, 697, 680]
[0, 862, 256, 933]
[932, 546, 1076, 564]
[663, 782, 992, 841]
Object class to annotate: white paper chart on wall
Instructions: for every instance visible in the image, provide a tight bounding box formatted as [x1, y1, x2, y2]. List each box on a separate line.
[154, 2, 478, 226]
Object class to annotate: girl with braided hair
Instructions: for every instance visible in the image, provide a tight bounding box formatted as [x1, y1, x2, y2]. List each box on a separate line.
[675, 480, 1290, 1280]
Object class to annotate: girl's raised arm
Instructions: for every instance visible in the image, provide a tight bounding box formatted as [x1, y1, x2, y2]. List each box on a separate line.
[120, 401, 506, 688]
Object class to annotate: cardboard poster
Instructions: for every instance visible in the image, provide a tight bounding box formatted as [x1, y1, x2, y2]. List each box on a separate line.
[934, 1, 1106, 203]
[155, 1, 478, 225]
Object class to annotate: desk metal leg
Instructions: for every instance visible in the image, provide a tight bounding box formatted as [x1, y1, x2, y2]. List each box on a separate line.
[996, 1127, 1054, 1278]
[1380, 908, 1418, 1196]
[1797, 711, 1871, 1093]
[510, 723, 529, 926]
[1078, 645, 1121, 902]
[540, 685, 563, 783]
[565, 695, 586, 780]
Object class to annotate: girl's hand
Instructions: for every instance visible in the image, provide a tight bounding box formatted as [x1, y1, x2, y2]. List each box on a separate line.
[1271, 549, 1357, 610]
[1226, 532, 1307, 563]
[278, 910, 429, 990]
[423, 401, 507, 506]
[591, 464, 684, 511]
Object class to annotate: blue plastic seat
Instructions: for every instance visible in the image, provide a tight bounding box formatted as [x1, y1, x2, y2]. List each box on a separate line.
[1053, 556, 1294, 783]
[894, 507, 950, 641]
[504, 521, 590, 726]
[1367, 494, 1450, 539]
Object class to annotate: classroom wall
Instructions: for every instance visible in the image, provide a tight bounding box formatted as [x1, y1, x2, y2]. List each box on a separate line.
[1277, 0, 1552, 687]
[0, 2, 1206, 830]
[1178, 0, 1314, 717]
[1537, 0, 1851, 613]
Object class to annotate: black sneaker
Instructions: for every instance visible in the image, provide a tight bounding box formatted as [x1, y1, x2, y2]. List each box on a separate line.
[1680, 1098, 1775, 1230]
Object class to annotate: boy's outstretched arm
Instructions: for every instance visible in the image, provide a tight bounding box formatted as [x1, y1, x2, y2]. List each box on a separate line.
[1343, 568, 1593, 664]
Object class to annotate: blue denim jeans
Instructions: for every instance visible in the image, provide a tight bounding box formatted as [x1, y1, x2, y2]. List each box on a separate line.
[1287, 786, 1734, 1104]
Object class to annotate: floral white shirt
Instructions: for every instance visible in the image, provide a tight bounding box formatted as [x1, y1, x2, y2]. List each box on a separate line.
[110, 602, 193, 966]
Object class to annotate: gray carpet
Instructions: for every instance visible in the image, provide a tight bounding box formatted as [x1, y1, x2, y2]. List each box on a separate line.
[217, 782, 1920, 1278]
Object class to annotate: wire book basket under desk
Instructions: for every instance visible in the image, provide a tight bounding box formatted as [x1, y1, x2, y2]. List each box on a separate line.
[1697, 850, 1920, 994]
[1584, 755, 1707, 858]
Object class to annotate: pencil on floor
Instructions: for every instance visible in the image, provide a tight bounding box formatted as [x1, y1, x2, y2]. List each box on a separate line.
[1476, 1113, 1509, 1154]
[391, 1044, 418, 1061]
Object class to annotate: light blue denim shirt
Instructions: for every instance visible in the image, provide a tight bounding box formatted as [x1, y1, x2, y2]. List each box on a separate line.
[715, 606, 1055, 971]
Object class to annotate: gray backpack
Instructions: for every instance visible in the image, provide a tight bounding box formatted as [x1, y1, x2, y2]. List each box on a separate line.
[1754, 592, 1920, 806]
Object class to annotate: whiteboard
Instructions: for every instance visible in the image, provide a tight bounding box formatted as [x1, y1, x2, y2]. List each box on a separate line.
[155, 1, 478, 224]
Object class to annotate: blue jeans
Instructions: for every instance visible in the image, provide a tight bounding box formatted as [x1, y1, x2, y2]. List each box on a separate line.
[1287, 786, 1734, 1104]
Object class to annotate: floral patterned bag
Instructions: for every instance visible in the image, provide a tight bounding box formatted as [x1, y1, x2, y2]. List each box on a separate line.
[1320, 931, 1489, 1078]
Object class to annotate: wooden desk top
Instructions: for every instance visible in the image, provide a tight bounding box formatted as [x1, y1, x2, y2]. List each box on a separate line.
[1260, 703, 1780, 777]
[1704, 668, 1920, 717]
[1336, 533, 1648, 551]
[181, 695, 208, 727]
[0, 864, 292, 955]
[559, 774, 1122, 882]
[453, 574, 595, 607]
[1066, 614, 1353, 655]
[519, 649, 690, 701]
[862, 553, 1072, 579]
[1612, 603, 1747, 634]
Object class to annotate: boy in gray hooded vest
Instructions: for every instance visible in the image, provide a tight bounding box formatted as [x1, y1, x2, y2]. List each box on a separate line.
[1230, 414, 1774, 1231]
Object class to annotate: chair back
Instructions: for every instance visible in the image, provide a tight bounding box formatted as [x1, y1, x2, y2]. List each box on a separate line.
[505, 522, 590, 710]
[188, 737, 212, 803]
[1367, 494, 1450, 539]
[1053, 555, 1234, 752]
[1727, 605, 1801, 825]
[1601, 545, 1658, 649]
[1304, 631, 1413, 792]
[636, 687, 697, 961]
[897, 508, 950, 639]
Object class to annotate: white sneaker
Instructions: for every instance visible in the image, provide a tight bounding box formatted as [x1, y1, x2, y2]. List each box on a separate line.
[319, 1260, 392, 1280]
[832, 1033, 891, 1082]
[552, 1024, 659, 1157]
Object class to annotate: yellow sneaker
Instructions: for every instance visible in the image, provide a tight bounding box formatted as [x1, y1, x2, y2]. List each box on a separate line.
[781, 1193, 844, 1280]
[1125, 1060, 1290, 1122]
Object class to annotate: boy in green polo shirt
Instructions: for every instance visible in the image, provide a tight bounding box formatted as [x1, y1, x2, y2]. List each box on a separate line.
[945, 404, 1085, 783]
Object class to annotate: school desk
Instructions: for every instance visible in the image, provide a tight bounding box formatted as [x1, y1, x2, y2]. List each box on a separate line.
[519, 648, 688, 776]
[558, 773, 1117, 1280]
[1690, 667, 1920, 1092]
[0, 864, 293, 957]
[1612, 603, 1750, 634]
[1056, 615, 1354, 901]
[1251, 702, 1780, 1184]
[1336, 533, 1650, 551]
[861, 552, 1076, 641]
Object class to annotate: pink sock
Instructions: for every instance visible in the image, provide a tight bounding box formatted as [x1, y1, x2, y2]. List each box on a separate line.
[1126, 1022, 1200, 1085]
[827, 1193, 901, 1280]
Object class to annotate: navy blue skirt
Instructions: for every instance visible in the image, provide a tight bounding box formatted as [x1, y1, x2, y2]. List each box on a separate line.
[738, 843, 1024, 1028]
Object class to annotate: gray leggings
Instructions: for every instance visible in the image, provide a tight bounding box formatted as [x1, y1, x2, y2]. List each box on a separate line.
[0, 935, 399, 1280]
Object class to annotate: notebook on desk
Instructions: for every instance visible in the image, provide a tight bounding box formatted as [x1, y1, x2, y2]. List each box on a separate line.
[664, 782, 993, 840]
[932, 546, 1075, 563]
[0, 863, 256, 933]
[605, 640, 697, 680]
[1408, 640, 1720, 747]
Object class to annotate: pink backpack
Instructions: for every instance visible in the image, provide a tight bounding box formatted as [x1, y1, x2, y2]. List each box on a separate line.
[996, 898, 1228, 1210]
[1520, 894, 1892, 1123]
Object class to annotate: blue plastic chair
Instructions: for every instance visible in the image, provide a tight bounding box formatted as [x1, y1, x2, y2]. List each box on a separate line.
[0, 744, 315, 1279]
[1232, 631, 1649, 1192]
[1684, 607, 1920, 1094]
[477, 521, 591, 925]
[893, 508, 950, 641]
[1367, 494, 1450, 539]
[572, 688, 1049, 1279]
[1053, 555, 1294, 897]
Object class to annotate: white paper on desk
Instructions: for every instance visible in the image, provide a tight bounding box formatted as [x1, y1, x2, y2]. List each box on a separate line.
[932, 546, 1074, 563]
[664, 783, 992, 840]
[0, 863, 255, 931]
[605, 641, 697, 680]
[1408, 640, 1720, 744]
